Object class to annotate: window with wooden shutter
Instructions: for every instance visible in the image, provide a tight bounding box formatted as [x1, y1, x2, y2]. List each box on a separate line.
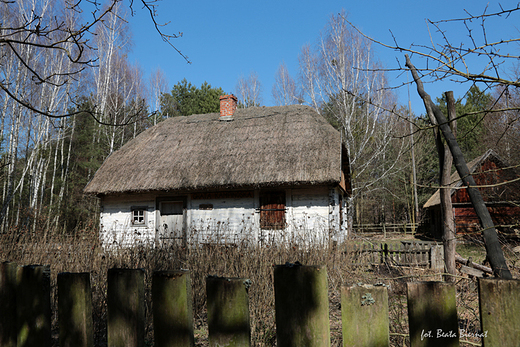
[260, 191, 286, 230]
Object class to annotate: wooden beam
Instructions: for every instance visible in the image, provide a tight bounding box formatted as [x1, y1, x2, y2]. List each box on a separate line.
[455, 254, 493, 274]
[459, 265, 485, 278]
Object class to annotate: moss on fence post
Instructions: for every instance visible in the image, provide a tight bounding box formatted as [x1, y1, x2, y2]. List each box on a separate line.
[478, 278, 520, 347]
[107, 268, 145, 347]
[407, 281, 459, 347]
[152, 270, 194, 347]
[0, 262, 17, 347]
[16, 265, 52, 347]
[206, 276, 251, 347]
[341, 284, 389, 347]
[273, 264, 330, 347]
[57, 272, 93, 347]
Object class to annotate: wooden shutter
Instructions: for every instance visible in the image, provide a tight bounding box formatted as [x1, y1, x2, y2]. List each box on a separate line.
[260, 191, 286, 230]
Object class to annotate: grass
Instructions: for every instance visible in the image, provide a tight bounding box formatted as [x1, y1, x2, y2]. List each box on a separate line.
[457, 243, 487, 264]
[1, 226, 519, 346]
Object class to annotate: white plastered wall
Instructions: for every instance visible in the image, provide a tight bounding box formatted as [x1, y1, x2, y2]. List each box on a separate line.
[98, 185, 348, 248]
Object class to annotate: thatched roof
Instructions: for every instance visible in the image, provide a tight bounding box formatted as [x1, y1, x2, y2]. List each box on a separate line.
[84, 105, 345, 196]
[423, 149, 506, 208]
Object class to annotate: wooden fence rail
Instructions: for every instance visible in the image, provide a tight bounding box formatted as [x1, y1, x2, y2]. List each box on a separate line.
[352, 223, 420, 236]
[349, 242, 445, 270]
[1, 262, 519, 347]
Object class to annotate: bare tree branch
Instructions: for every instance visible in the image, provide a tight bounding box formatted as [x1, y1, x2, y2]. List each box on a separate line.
[0, 0, 187, 120]
[132, 0, 190, 64]
[340, 8, 520, 88]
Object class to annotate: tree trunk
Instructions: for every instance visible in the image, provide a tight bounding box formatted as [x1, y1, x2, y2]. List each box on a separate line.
[406, 54, 512, 279]
[442, 91, 457, 281]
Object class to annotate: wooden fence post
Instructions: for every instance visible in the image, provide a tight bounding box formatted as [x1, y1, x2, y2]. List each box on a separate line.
[430, 245, 444, 271]
[478, 278, 520, 346]
[383, 243, 388, 264]
[0, 262, 17, 347]
[341, 284, 389, 347]
[407, 282, 459, 347]
[107, 268, 145, 347]
[273, 264, 330, 347]
[206, 276, 251, 347]
[152, 270, 194, 347]
[57, 272, 93, 347]
[16, 265, 52, 347]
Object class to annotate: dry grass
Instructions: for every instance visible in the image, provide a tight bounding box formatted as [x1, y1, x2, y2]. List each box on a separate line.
[1, 226, 518, 346]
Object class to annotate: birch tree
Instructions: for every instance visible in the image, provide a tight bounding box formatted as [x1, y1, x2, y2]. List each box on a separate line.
[0, 0, 85, 230]
[91, 2, 148, 155]
[235, 71, 263, 107]
[272, 62, 301, 106]
[0, 0, 192, 233]
[298, 10, 407, 226]
[149, 68, 169, 125]
[0, 0, 187, 120]
[0, 0, 156, 231]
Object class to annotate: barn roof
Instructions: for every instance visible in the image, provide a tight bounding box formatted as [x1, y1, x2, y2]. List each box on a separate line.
[84, 105, 345, 196]
[423, 149, 508, 208]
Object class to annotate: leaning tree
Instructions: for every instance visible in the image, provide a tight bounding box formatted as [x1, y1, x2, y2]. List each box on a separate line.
[343, 4, 520, 278]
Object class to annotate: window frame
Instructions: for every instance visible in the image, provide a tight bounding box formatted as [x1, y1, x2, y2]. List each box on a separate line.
[259, 191, 286, 230]
[131, 206, 148, 226]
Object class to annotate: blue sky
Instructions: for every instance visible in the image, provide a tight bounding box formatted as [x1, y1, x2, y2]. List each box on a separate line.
[126, 0, 518, 115]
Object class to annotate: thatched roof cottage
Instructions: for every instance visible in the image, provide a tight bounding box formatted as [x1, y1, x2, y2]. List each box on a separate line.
[84, 95, 351, 248]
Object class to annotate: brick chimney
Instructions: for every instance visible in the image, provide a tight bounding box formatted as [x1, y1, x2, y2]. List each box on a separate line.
[219, 94, 237, 121]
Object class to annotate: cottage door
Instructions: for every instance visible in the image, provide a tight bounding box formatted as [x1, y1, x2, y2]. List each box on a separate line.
[158, 201, 185, 246]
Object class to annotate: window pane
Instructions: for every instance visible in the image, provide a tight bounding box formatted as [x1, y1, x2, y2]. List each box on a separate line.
[132, 209, 146, 224]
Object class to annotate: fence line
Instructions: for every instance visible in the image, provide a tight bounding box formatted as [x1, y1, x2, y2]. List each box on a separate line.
[348, 241, 444, 270]
[352, 223, 420, 236]
[1, 262, 519, 346]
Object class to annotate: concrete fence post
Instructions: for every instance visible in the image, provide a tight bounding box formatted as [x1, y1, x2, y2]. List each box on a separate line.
[107, 268, 145, 347]
[152, 270, 194, 347]
[16, 265, 52, 347]
[57, 272, 94, 347]
[0, 262, 17, 347]
[273, 264, 330, 347]
[206, 276, 251, 347]
[341, 284, 389, 347]
[478, 278, 520, 347]
[407, 281, 459, 347]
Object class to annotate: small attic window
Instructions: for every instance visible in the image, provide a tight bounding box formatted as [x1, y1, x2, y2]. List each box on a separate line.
[131, 206, 147, 226]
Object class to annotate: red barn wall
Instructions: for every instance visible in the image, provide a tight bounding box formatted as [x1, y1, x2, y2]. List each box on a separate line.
[429, 156, 520, 237]
[454, 206, 520, 234]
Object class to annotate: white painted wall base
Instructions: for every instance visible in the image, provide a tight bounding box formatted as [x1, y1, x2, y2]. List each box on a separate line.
[98, 186, 348, 249]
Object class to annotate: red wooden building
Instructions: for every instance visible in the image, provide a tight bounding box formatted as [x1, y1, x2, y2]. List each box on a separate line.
[423, 149, 520, 239]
